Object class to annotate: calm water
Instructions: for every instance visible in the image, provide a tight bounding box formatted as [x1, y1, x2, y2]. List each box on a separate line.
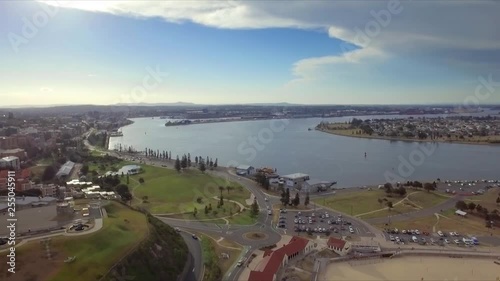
[109, 115, 500, 187]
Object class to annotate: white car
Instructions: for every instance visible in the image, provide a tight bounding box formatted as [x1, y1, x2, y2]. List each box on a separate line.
[444, 239, 450, 244]
[267, 210, 272, 215]
[389, 235, 395, 241]
[437, 231, 443, 237]
[264, 197, 268, 202]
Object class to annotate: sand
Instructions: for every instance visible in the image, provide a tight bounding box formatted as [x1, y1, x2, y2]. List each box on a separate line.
[321, 256, 500, 281]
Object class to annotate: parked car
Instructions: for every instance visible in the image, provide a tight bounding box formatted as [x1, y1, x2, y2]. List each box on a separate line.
[192, 234, 198, 240]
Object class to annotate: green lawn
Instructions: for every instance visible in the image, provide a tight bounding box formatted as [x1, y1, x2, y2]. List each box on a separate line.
[49, 202, 149, 280]
[131, 165, 251, 214]
[10, 202, 149, 281]
[314, 190, 395, 216]
[407, 191, 449, 208]
[226, 210, 257, 225]
[358, 202, 418, 219]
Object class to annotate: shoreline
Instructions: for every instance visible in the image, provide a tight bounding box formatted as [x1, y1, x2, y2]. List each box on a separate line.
[316, 128, 500, 146]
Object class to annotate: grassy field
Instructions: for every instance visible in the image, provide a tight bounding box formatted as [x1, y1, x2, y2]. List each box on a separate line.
[203, 235, 242, 279]
[375, 210, 500, 238]
[315, 190, 449, 219]
[407, 191, 450, 208]
[358, 202, 418, 220]
[3, 202, 149, 281]
[314, 190, 402, 216]
[200, 234, 223, 281]
[131, 165, 251, 214]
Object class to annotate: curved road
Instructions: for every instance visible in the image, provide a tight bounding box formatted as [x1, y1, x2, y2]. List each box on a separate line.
[179, 231, 202, 281]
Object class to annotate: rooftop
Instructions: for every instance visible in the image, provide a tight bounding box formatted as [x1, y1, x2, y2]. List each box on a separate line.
[327, 237, 347, 249]
[281, 173, 309, 180]
[1, 156, 19, 162]
[56, 161, 75, 177]
[249, 236, 310, 281]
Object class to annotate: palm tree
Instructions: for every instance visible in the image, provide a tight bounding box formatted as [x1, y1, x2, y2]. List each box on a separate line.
[218, 186, 224, 197]
[226, 186, 233, 194]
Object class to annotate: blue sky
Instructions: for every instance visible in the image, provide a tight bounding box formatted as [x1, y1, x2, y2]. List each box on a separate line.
[1, 1, 499, 106]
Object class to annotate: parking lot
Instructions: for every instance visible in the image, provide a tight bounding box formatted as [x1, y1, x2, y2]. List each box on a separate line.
[383, 227, 481, 248]
[436, 179, 498, 196]
[272, 207, 375, 238]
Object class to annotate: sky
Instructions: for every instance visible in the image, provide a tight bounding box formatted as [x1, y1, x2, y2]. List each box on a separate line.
[0, 0, 499, 106]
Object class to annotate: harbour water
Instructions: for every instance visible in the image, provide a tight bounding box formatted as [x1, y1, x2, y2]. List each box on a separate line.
[109, 115, 500, 187]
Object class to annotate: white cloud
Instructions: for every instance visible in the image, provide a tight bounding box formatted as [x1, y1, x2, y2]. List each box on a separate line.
[38, 0, 500, 86]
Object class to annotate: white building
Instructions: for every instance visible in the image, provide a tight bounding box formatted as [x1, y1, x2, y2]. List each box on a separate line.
[235, 165, 255, 176]
[0, 156, 20, 170]
[327, 237, 352, 256]
[281, 173, 310, 190]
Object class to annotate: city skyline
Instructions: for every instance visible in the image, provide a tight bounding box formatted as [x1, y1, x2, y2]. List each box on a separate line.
[1, 1, 499, 106]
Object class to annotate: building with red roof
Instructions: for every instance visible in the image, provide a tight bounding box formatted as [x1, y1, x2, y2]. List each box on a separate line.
[327, 237, 351, 256]
[248, 236, 314, 281]
[0, 168, 32, 192]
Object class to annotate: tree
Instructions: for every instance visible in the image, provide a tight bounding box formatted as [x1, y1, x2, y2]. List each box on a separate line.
[220, 195, 224, 206]
[455, 200, 467, 210]
[476, 204, 483, 213]
[467, 202, 477, 212]
[280, 190, 287, 206]
[396, 187, 407, 197]
[42, 165, 57, 182]
[81, 164, 89, 175]
[377, 198, 383, 205]
[263, 179, 270, 190]
[219, 186, 224, 196]
[193, 207, 197, 217]
[175, 156, 181, 172]
[214, 158, 218, 168]
[250, 199, 259, 218]
[293, 193, 300, 207]
[226, 186, 232, 194]
[304, 193, 310, 207]
[423, 182, 435, 193]
[199, 162, 206, 173]
[138, 177, 145, 184]
[285, 188, 290, 205]
[384, 183, 393, 194]
[181, 155, 188, 169]
[126, 174, 129, 185]
[115, 184, 132, 201]
[195, 156, 199, 164]
[386, 201, 393, 211]
[204, 205, 209, 215]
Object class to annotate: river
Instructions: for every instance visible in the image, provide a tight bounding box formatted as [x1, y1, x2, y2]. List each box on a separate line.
[109, 114, 500, 188]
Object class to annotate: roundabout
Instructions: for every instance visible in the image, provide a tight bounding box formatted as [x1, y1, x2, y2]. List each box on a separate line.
[243, 232, 269, 241]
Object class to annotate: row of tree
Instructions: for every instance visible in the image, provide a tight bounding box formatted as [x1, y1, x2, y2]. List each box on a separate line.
[174, 154, 218, 173]
[145, 148, 172, 159]
[455, 199, 500, 227]
[279, 188, 310, 208]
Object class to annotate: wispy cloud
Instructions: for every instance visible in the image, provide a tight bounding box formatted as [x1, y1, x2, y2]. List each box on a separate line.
[36, 1, 500, 90]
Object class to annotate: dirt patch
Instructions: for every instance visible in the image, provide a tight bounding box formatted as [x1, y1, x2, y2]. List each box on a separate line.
[243, 232, 268, 241]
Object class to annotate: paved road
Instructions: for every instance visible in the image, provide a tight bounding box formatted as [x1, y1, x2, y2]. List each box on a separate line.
[179, 231, 202, 281]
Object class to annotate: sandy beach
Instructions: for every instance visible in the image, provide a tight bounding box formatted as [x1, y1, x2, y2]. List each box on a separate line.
[321, 256, 500, 281]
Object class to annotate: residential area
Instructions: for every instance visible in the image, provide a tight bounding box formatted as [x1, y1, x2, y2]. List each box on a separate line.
[318, 115, 500, 144]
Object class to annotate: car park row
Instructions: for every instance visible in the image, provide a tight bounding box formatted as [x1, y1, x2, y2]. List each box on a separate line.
[385, 228, 479, 247]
